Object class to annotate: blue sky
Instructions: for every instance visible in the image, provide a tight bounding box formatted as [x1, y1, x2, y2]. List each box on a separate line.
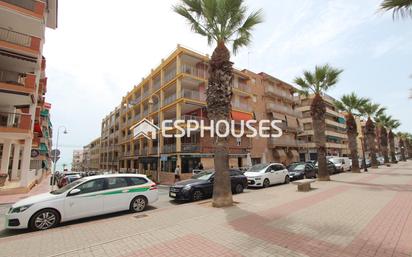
[43, 0, 412, 169]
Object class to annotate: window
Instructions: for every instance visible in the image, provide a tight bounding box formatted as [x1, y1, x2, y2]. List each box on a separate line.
[107, 177, 129, 189]
[75, 179, 105, 195]
[236, 137, 241, 146]
[128, 177, 148, 186]
[230, 170, 241, 176]
[274, 164, 285, 171]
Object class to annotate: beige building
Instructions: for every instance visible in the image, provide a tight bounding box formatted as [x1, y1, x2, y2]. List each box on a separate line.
[0, 0, 58, 193]
[297, 94, 349, 161]
[71, 149, 83, 171]
[244, 70, 303, 165]
[100, 106, 121, 171]
[83, 138, 100, 171]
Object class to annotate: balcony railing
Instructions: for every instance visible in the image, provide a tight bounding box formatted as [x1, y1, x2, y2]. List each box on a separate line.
[268, 136, 298, 148]
[265, 86, 294, 101]
[266, 102, 302, 118]
[0, 27, 32, 48]
[164, 68, 176, 84]
[234, 80, 251, 93]
[180, 63, 207, 79]
[232, 101, 251, 112]
[163, 94, 176, 106]
[0, 70, 26, 85]
[163, 144, 176, 153]
[152, 77, 161, 91]
[182, 89, 206, 101]
[1, 0, 37, 12]
[182, 144, 201, 152]
[141, 147, 148, 156]
[151, 146, 158, 155]
[0, 112, 31, 130]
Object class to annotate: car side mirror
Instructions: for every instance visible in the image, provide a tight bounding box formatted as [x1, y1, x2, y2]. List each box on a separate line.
[68, 188, 81, 196]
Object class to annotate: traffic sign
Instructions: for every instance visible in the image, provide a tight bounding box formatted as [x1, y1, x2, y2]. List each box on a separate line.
[51, 156, 60, 163]
[51, 149, 61, 158]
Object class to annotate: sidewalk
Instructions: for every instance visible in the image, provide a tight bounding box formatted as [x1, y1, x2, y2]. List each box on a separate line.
[0, 161, 411, 257]
[0, 175, 51, 205]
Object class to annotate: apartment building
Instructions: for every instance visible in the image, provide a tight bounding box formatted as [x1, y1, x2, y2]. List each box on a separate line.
[83, 137, 100, 171]
[118, 45, 253, 183]
[0, 0, 58, 192]
[100, 105, 120, 171]
[243, 71, 303, 165]
[297, 94, 349, 161]
[71, 149, 83, 171]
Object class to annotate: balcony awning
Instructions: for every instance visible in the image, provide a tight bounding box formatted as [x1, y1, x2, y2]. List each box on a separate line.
[231, 111, 252, 122]
[34, 123, 43, 136]
[288, 149, 299, 159]
[272, 112, 286, 121]
[273, 149, 287, 163]
[40, 143, 48, 154]
[40, 109, 49, 117]
[48, 118, 52, 128]
[286, 115, 298, 128]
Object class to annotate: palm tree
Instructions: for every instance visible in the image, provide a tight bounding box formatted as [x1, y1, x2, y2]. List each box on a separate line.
[359, 102, 386, 168]
[375, 114, 393, 165]
[397, 132, 408, 161]
[387, 119, 401, 163]
[334, 93, 369, 173]
[380, 0, 412, 19]
[174, 0, 263, 207]
[294, 65, 343, 181]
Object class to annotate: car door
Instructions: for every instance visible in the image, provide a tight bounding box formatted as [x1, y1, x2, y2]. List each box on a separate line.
[305, 164, 315, 178]
[64, 178, 106, 221]
[103, 177, 133, 213]
[264, 165, 276, 185]
[229, 170, 242, 190]
[272, 164, 284, 183]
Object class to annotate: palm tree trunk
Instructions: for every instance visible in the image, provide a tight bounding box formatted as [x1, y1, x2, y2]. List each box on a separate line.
[207, 41, 233, 207]
[311, 93, 329, 181]
[380, 127, 390, 164]
[366, 117, 379, 168]
[346, 113, 360, 173]
[389, 130, 397, 163]
[400, 139, 406, 161]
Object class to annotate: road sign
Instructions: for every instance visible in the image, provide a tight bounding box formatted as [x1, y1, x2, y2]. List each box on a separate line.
[51, 149, 61, 158]
[31, 149, 40, 158]
[51, 156, 60, 163]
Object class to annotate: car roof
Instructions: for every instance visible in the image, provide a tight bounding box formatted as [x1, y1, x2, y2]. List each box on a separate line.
[80, 173, 148, 181]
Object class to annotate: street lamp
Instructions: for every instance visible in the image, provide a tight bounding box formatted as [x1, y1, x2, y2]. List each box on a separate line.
[51, 125, 68, 189]
[148, 95, 161, 183]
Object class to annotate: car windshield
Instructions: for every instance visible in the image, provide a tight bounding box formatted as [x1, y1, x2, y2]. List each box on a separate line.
[50, 179, 85, 195]
[291, 164, 305, 171]
[329, 159, 341, 164]
[192, 171, 214, 180]
[247, 164, 267, 172]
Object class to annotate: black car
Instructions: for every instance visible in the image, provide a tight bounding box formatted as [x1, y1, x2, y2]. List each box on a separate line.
[169, 169, 248, 201]
[287, 162, 317, 180]
[314, 160, 338, 174]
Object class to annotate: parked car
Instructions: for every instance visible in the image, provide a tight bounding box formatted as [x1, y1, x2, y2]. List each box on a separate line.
[58, 173, 82, 188]
[327, 157, 351, 172]
[244, 163, 289, 188]
[359, 158, 371, 168]
[376, 156, 385, 165]
[5, 174, 158, 230]
[287, 162, 317, 180]
[169, 169, 247, 201]
[314, 160, 338, 174]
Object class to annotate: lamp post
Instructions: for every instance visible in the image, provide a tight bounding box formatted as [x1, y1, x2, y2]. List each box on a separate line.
[148, 96, 161, 183]
[52, 126, 68, 189]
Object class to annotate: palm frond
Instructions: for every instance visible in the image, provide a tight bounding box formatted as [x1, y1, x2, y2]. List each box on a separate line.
[294, 64, 343, 95]
[380, 0, 412, 19]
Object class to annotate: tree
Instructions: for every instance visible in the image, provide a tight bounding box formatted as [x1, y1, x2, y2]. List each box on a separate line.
[174, 0, 263, 207]
[359, 102, 386, 168]
[387, 119, 401, 163]
[375, 114, 393, 165]
[294, 64, 343, 181]
[334, 93, 369, 173]
[397, 132, 408, 161]
[380, 0, 412, 19]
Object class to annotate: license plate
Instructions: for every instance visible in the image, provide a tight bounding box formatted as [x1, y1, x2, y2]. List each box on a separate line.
[170, 192, 176, 197]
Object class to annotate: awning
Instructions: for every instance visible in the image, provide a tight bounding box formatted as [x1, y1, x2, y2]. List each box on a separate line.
[34, 123, 43, 136]
[39, 143, 48, 154]
[286, 115, 298, 128]
[288, 149, 299, 159]
[231, 111, 253, 122]
[48, 118, 52, 128]
[273, 149, 287, 162]
[272, 112, 286, 121]
[40, 109, 49, 117]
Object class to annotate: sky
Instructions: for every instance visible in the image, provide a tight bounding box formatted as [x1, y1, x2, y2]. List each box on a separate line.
[43, 0, 412, 170]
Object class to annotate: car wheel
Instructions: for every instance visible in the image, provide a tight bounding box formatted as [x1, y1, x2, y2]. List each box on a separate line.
[284, 176, 290, 184]
[263, 179, 270, 188]
[234, 184, 244, 194]
[192, 190, 203, 201]
[130, 196, 147, 212]
[29, 209, 60, 231]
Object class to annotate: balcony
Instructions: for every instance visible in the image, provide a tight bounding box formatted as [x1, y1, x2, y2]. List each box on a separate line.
[163, 144, 176, 153]
[150, 146, 158, 155]
[180, 63, 207, 80]
[0, 112, 32, 132]
[266, 102, 302, 118]
[164, 94, 176, 106]
[152, 77, 161, 91]
[0, 0, 45, 17]
[0, 27, 40, 54]
[164, 68, 177, 84]
[232, 101, 252, 112]
[265, 86, 294, 102]
[182, 144, 201, 152]
[0, 70, 36, 94]
[141, 147, 148, 156]
[182, 89, 206, 101]
[233, 79, 251, 93]
[268, 136, 298, 148]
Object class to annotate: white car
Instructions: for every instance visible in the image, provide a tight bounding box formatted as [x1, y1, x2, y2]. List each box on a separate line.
[244, 163, 289, 188]
[5, 174, 158, 230]
[327, 157, 351, 172]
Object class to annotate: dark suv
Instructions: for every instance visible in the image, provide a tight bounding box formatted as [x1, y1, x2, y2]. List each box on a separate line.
[169, 169, 248, 201]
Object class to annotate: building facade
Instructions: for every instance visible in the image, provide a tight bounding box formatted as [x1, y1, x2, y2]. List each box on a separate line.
[244, 71, 303, 165]
[100, 106, 120, 171]
[297, 94, 349, 161]
[0, 0, 58, 192]
[71, 149, 83, 171]
[82, 137, 100, 171]
[118, 45, 253, 183]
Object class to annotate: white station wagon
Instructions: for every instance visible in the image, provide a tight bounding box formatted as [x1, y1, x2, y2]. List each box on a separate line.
[5, 174, 158, 230]
[244, 163, 290, 188]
